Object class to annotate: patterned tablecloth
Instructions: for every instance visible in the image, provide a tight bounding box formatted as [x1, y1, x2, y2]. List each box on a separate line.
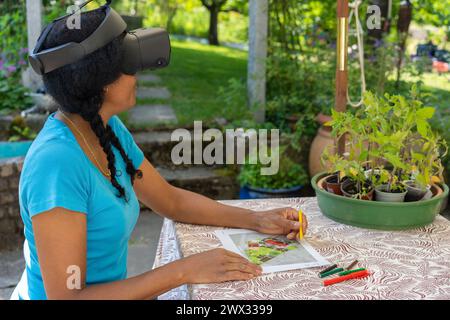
[153, 197, 450, 300]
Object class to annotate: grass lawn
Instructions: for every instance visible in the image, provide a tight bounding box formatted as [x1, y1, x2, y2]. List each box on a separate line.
[399, 72, 450, 109]
[141, 39, 250, 126]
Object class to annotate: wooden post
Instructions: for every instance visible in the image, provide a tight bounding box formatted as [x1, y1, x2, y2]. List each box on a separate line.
[335, 0, 349, 155]
[23, 0, 44, 90]
[248, 0, 268, 123]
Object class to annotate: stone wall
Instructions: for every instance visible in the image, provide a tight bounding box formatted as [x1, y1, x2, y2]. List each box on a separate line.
[0, 157, 24, 251]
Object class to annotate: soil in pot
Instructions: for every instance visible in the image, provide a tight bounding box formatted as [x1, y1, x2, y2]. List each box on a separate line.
[341, 179, 374, 201]
[375, 184, 407, 202]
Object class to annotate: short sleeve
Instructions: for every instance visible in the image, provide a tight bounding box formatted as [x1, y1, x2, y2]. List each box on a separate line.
[21, 140, 90, 218]
[109, 116, 145, 169]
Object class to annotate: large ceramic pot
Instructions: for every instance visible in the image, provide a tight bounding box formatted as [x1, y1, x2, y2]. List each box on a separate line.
[308, 113, 333, 177]
[312, 172, 448, 230]
[239, 185, 303, 199]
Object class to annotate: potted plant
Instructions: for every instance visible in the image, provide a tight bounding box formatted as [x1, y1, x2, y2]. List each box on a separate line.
[238, 146, 308, 199]
[339, 160, 374, 200]
[404, 130, 447, 201]
[320, 102, 374, 200]
[311, 88, 448, 230]
[372, 170, 408, 202]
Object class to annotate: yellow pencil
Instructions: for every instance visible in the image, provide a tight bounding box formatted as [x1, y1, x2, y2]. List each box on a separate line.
[298, 209, 303, 240]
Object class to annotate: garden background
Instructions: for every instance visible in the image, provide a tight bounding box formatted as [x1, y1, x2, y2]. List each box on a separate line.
[0, 0, 449, 300]
[1, 0, 449, 191]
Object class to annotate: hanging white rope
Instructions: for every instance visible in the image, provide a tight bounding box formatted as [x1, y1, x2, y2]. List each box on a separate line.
[347, 0, 366, 108]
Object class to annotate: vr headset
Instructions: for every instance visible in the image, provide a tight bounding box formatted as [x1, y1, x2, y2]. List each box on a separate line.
[29, 0, 171, 75]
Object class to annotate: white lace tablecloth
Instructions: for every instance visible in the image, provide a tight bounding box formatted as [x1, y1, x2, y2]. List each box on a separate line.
[153, 197, 450, 300]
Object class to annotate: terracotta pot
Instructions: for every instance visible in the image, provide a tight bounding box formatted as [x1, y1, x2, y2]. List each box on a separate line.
[308, 113, 333, 177]
[323, 174, 344, 195]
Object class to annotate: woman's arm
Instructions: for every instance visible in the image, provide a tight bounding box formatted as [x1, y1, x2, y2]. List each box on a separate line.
[33, 208, 261, 300]
[134, 159, 307, 238]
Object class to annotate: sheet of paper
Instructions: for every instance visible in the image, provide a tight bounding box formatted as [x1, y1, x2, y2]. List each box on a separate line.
[215, 229, 329, 274]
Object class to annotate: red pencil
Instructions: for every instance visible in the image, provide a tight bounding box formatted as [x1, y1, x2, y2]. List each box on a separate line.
[323, 270, 370, 286]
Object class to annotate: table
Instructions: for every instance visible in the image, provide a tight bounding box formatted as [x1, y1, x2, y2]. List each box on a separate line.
[153, 197, 450, 300]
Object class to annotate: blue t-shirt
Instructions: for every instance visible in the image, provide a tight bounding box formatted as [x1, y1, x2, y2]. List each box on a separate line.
[13, 113, 144, 300]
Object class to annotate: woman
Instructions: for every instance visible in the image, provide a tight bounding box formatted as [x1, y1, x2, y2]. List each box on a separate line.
[12, 7, 307, 300]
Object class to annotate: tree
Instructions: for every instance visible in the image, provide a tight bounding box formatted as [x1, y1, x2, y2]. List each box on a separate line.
[199, 0, 246, 45]
[200, 0, 228, 45]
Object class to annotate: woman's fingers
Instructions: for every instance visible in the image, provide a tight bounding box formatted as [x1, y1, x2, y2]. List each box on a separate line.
[222, 249, 262, 275]
[287, 231, 297, 239]
[225, 262, 261, 276]
[223, 271, 255, 282]
[283, 207, 299, 221]
[224, 249, 246, 259]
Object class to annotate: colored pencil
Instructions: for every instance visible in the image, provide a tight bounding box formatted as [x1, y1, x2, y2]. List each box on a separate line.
[323, 270, 370, 286]
[319, 267, 344, 278]
[319, 264, 338, 276]
[345, 260, 358, 270]
[298, 209, 303, 240]
[338, 268, 366, 276]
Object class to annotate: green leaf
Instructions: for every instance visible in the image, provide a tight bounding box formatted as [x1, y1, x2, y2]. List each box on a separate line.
[416, 119, 429, 137]
[358, 150, 369, 162]
[416, 107, 435, 119]
[385, 153, 406, 169]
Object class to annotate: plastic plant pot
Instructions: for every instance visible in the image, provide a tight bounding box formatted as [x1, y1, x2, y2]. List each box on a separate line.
[375, 185, 408, 202]
[323, 174, 344, 195]
[403, 180, 430, 202]
[340, 178, 374, 201]
[312, 172, 449, 230]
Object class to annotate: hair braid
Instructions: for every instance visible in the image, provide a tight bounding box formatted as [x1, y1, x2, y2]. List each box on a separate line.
[107, 126, 142, 185]
[78, 100, 126, 199]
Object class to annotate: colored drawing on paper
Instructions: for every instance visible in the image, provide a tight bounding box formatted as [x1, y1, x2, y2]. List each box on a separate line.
[215, 229, 329, 273]
[244, 237, 297, 265]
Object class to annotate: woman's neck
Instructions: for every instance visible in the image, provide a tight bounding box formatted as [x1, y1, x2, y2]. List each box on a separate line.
[57, 106, 113, 128]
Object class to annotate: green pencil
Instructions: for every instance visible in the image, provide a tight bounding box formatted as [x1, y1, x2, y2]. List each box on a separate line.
[319, 267, 344, 278]
[338, 268, 366, 276]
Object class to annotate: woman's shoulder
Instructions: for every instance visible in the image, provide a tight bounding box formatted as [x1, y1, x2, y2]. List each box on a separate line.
[108, 115, 130, 136]
[108, 115, 135, 146]
[22, 122, 87, 178]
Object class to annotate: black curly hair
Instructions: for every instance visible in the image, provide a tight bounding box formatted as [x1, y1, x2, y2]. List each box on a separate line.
[41, 6, 140, 200]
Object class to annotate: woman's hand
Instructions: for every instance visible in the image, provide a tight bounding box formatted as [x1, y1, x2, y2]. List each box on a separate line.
[252, 207, 308, 240]
[181, 248, 262, 284]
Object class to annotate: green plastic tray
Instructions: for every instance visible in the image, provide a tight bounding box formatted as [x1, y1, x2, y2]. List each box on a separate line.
[311, 172, 449, 230]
